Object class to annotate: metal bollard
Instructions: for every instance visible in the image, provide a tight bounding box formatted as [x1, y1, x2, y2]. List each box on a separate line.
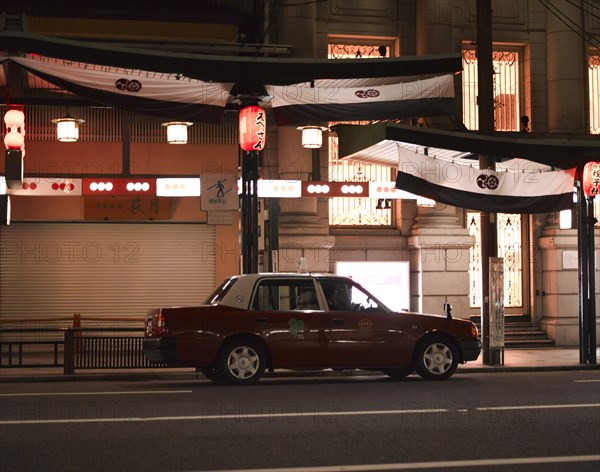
[73, 313, 82, 353]
[64, 329, 75, 375]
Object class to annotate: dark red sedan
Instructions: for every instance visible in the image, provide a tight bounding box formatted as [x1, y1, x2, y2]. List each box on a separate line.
[143, 273, 481, 384]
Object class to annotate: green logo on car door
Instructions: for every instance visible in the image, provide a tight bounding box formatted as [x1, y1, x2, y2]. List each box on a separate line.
[288, 318, 305, 338]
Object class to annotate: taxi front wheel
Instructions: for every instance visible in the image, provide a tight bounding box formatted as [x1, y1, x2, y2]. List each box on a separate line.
[414, 337, 458, 381]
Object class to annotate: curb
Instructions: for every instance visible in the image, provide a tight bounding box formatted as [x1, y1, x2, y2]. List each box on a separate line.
[1, 364, 598, 383]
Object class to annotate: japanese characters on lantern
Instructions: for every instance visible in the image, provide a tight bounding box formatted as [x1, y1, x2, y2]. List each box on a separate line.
[582, 162, 600, 197]
[239, 106, 266, 151]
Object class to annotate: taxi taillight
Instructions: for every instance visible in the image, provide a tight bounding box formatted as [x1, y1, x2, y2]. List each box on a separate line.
[471, 324, 479, 338]
[156, 312, 166, 337]
[145, 311, 166, 337]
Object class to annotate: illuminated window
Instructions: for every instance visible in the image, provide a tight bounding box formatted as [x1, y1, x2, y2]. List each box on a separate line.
[462, 48, 521, 131]
[328, 43, 391, 59]
[328, 41, 395, 226]
[328, 134, 393, 225]
[468, 212, 523, 308]
[590, 54, 600, 134]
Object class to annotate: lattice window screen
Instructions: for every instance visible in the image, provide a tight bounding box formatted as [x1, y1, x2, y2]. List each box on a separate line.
[462, 49, 521, 131]
[327, 42, 394, 226]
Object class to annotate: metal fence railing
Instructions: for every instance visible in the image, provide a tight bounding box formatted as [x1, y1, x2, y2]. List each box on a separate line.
[1, 327, 166, 374]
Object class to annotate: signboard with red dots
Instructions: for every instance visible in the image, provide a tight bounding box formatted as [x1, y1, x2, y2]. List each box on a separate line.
[4, 178, 425, 202]
[7, 179, 82, 196]
[82, 178, 156, 196]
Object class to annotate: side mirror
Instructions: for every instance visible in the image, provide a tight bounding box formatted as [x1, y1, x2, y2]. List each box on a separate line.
[443, 303, 453, 319]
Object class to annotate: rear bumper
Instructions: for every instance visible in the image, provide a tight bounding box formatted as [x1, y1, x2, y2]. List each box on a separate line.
[143, 337, 179, 365]
[460, 338, 482, 362]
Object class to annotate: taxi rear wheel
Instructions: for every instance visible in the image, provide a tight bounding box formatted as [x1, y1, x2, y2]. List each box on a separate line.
[414, 337, 458, 380]
[218, 340, 266, 385]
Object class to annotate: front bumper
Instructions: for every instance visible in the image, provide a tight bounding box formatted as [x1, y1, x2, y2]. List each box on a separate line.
[460, 338, 482, 362]
[142, 337, 179, 365]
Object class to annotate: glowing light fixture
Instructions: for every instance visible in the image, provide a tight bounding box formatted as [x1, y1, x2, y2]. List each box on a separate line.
[4, 108, 25, 150]
[298, 126, 328, 149]
[156, 178, 201, 197]
[559, 209, 573, 229]
[256, 179, 302, 198]
[162, 122, 193, 144]
[52, 115, 84, 142]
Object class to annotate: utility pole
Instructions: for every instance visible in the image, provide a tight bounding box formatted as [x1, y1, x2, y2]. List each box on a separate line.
[477, 0, 500, 365]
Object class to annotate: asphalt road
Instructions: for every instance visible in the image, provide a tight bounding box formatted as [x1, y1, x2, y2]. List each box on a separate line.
[1, 371, 599, 472]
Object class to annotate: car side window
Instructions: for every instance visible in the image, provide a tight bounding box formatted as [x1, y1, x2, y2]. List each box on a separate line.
[320, 279, 385, 312]
[251, 279, 320, 311]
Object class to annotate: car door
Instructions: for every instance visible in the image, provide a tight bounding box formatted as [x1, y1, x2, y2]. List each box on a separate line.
[318, 277, 405, 369]
[249, 277, 325, 368]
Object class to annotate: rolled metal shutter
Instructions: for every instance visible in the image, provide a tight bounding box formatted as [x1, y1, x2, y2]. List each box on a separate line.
[0, 223, 216, 321]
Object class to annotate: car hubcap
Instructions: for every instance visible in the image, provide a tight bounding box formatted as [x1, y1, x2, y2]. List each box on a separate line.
[423, 343, 452, 374]
[227, 346, 259, 379]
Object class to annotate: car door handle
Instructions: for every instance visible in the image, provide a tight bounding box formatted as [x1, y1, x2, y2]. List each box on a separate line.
[255, 317, 268, 323]
[332, 318, 344, 325]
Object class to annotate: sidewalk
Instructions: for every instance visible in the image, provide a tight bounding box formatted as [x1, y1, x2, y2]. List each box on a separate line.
[1, 347, 598, 383]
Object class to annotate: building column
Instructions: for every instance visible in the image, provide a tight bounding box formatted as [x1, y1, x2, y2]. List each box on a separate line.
[546, 0, 585, 133]
[408, 204, 475, 318]
[276, 126, 333, 272]
[416, 0, 461, 55]
[409, 1, 472, 317]
[538, 215, 578, 345]
[273, 0, 317, 57]
[538, 212, 600, 346]
[271, 1, 333, 272]
[541, 0, 598, 346]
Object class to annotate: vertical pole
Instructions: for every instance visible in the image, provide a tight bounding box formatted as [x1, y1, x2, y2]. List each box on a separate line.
[312, 148, 321, 181]
[578, 182, 597, 364]
[64, 329, 75, 375]
[251, 152, 259, 273]
[268, 198, 280, 272]
[585, 196, 596, 364]
[240, 150, 247, 274]
[477, 0, 499, 365]
[241, 150, 260, 274]
[122, 115, 131, 177]
[577, 181, 587, 363]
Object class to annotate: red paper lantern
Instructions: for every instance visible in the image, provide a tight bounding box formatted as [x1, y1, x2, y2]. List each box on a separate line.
[239, 106, 266, 151]
[582, 161, 600, 197]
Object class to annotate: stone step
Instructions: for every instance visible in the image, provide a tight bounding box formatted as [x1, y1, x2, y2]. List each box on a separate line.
[505, 330, 549, 337]
[505, 338, 555, 348]
[473, 320, 555, 348]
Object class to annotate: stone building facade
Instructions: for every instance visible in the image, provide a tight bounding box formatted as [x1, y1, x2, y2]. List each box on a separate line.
[269, 0, 599, 345]
[1, 0, 598, 346]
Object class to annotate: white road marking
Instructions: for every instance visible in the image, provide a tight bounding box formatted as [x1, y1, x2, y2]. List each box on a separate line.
[1, 404, 598, 426]
[188, 455, 600, 471]
[0, 390, 192, 398]
[476, 403, 600, 411]
[574, 379, 600, 383]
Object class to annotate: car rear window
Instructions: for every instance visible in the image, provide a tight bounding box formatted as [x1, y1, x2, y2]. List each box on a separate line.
[204, 277, 238, 305]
